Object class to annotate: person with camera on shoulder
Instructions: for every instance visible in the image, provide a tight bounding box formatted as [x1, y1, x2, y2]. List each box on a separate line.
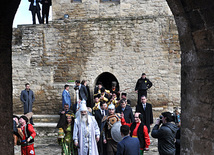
[151, 112, 178, 155]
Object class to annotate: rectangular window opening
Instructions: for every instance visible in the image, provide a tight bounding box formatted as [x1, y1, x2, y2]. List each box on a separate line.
[71, 0, 82, 2]
[101, 0, 120, 2]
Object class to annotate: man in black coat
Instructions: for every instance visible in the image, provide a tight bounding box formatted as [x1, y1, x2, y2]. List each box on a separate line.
[116, 99, 134, 123]
[41, 0, 52, 24]
[28, 0, 42, 24]
[135, 73, 152, 105]
[75, 80, 88, 102]
[94, 101, 108, 129]
[151, 112, 178, 155]
[57, 103, 73, 128]
[136, 96, 153, 133]
[20, 83, 35, 124]
[94, 101, 108, 155]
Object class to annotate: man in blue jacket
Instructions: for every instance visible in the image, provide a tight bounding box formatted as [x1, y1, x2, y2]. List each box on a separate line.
[20, 83, 35, 124]
[117, 125, 140, 155]
[62, 84, 71, 108]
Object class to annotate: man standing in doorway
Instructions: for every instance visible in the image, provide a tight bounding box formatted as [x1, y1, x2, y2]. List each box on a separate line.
[20, 83, 35, 125]
[135, 73, 152, 105]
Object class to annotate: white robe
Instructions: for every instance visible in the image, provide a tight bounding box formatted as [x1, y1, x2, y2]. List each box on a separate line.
[73, 115, 100, 155]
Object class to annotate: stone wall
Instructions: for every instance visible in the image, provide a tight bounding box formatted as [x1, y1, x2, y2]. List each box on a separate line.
[12, 0, 181, 114]
[52, 0, 173, 20]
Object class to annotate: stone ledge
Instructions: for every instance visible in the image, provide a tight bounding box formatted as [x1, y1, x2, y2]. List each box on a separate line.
[34, 123, 57, 128]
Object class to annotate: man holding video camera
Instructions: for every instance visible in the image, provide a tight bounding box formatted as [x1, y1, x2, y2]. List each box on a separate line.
[151, 112, 178, 155]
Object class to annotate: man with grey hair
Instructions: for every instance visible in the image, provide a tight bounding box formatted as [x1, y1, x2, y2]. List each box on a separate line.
[73, 104, 100, 155]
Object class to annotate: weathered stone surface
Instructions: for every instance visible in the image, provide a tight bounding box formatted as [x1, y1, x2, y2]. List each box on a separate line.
[166, 0, 214, 154]
[0, 0, 21, 154]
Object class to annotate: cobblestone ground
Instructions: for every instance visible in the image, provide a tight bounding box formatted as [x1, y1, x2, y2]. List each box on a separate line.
[14, 133, 158, 155]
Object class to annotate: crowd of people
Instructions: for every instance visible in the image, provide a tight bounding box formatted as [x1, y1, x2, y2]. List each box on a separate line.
[13, 73, 181, 155]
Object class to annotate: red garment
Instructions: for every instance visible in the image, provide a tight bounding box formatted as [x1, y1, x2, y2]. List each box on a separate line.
[21, 124, 36, 155]
[21, 144, 35, 155]
[121, 118, 150, 148]
[132, 123, 140, 137]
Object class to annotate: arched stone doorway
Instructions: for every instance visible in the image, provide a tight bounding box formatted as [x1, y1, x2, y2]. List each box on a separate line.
[95, 72, 119, 91]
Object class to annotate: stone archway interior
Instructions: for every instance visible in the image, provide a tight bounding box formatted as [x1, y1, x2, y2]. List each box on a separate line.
[95, 72, 119, 91]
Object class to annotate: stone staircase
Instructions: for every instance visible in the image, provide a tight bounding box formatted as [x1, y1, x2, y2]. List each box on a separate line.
[32, 115, 59, 145]
[14, 114, 62, 155]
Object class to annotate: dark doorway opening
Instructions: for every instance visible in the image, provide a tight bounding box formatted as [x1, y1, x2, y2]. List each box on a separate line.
[95, 72, 119, 91]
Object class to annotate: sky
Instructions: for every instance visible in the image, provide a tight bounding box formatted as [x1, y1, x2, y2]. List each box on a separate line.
[13, 0, 52, 28]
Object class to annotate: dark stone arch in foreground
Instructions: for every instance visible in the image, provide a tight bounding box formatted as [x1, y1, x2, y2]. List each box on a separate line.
[0, 0, 214, 154]
[166, 0, 214, 154]
[0, 0, 21, 154]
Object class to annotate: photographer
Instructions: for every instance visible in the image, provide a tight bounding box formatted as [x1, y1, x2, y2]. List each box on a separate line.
[151, 112, 178, 155]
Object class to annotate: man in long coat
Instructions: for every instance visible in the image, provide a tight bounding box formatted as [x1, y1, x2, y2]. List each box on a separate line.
[136, 95, 153, 133]
[73, 104, 100, 155]
[20, 83, 35, 124]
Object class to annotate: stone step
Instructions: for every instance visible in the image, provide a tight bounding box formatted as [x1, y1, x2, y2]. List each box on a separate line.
[16, 106, 166, 125]
[33, 123, 58, 145]
[15, 114, 60, 123]
[33, 115, 60, 123]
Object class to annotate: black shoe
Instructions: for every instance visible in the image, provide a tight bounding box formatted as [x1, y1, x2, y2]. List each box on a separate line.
[31, 122, 34, 125]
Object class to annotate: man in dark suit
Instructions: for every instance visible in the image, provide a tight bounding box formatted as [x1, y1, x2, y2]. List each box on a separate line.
[117, 125, 140, 155]
[28, 0, 42, 24]
[94, 101, 108, 129]
[75, 80, 88, 102]
[136, 95, 153, 133]
[20, 83, 35, 124]
[57, 103, 73, 128]
[41, 0, 52, 24]
[94, 101, 108, 155]
[116, 99, 134, 123]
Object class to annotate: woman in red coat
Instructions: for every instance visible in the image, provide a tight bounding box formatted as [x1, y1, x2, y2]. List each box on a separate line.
[121, 112, 150, 155]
